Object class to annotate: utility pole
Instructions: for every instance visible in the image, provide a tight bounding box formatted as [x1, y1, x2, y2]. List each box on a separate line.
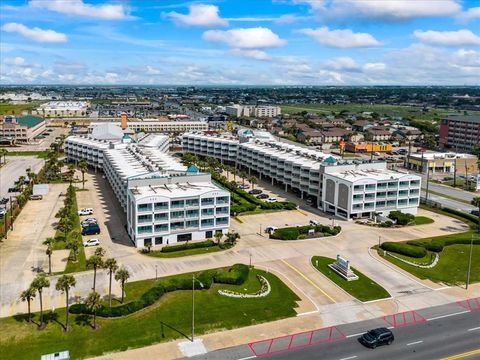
[425, 168, 431, 202]
[466, 235, 474, 290]
[454, 145, 458, 187]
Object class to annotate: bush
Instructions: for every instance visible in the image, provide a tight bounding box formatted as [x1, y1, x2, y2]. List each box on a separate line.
[271, 224, 341, 240]
[160, 240, 215, 253]
[388, 211, 415, 226]
[214, 264, 250, 285]
[380, 242, 427, 258]
[407, 240, 444, 252]
[441, 207, 479, 224]
[270, 227, 300, 240]
[380, 220, 394, 228]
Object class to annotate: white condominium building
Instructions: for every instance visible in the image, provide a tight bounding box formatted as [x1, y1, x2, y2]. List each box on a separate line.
[34, 101, 90, 117]
[225, 104, 281, 118]
[90, 120, 208, 133]
[182, 132, 421, 219]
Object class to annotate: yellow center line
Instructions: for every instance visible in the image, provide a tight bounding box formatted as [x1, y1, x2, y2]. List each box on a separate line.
[281, 259, 336, 303]
[439, 349, 480, 360]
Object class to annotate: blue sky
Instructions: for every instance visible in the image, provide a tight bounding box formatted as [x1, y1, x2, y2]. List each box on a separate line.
[1, 0, 479, 85]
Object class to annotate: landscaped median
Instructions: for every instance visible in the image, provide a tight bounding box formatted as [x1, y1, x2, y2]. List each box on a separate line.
[377, 206, 480, 285]
[311, 256, 390, 302]
[270, 224, 341, 240]
[142, 239, 231, 258]
[0, 264, 300, 360]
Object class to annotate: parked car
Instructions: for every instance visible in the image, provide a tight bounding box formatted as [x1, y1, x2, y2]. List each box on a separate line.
[373, 152, 381, 156]
[309, 219, 320, 226]
[360, 328, 394, 349]
[0, 197, 8, 205]
[78, 208, 94, 216]
[83, 238, 100, 247]
[8, 187, 17, 193]
[266, 198, 277, 203]
[470, 210, 480, 217]
[81, 218, 97, 227]
[29, 194, 43, 200]
[81, 223, 100, 236]
[249, 189, 262, 195]
[0, 208, 6, 218]
[264, 226, 278, 234]
[239, 184, 250, 189]
[256, 194, 269, 199]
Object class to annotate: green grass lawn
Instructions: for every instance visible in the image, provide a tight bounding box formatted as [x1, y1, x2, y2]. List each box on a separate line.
[0, 102, 43, 115]
[0, 268, 299, 360]
[414, 216, 434, 225]
[311, 256, 390, 302]
[1, 150, 50, 158]
[145, 245, 225, 258]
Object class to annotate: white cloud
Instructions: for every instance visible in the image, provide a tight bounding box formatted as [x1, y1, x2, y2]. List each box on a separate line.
[203, 27, 286, 49]
[146, 66, 161, 75]
[29, 0, 129, 20]
[301, 0, 462, 20]
[4, 56, 25, 66]
[298, 27, 380, 48]
[322, 57, 359, 71]
[458, 7, 480, 22]
[414, 29, 480, 46]
[165, 4, 228, 27]
[1, 23, 68, 43]
[229, 49, 270, 60]
[363, 62, 386, 71]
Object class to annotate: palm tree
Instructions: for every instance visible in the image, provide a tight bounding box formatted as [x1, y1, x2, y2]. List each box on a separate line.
[104, 258, 118, 308]
[94, 246, 106, 257]
[43, 237, 54, 275]
[57, 217, 73, 239]
[55, 275, 76, 331]
[66, 238, 80, 262]
[85, 291, 102, 330]
[114, 267, 130, 303]
[249, 176, 257, 190]
[214, 231, 223, 245]
[20, 287, 36, 323]
[0, 148, 7, 165]
[26, 167, 36, 186]
[66, 163, 76, 185]
[31, 273, 50, 329]
[86, 255, 104, 291]
[77, 160, 88, 190]
[225, 231, 240, 246]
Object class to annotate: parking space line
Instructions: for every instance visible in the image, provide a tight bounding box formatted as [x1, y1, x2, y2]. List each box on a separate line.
[339, 356, 357, 360]
[407, 340, 423, 346]
[467, 326, 480, 331]
[280, 259, 336, 303]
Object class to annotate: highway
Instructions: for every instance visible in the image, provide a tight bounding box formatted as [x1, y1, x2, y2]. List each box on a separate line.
[0, 156, 44, 200]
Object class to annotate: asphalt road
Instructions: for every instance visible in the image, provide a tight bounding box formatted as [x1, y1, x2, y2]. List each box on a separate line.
[422, 190, 476, 213]
[0, 156, 44, 200]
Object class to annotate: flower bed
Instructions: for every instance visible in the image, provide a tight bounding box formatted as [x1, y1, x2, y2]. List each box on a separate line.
[218, 275, 271, 298]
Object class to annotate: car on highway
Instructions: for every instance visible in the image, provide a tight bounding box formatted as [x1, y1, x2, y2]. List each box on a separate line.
[81, 218, 97, 227]
[29, 194, 43, 200]
[360, 328, 394, 349]
[78, 208, 94, 216]
[81, 223, 100, 236]
[83, 238, 100, 247]
[256, 194, 269, 199]
[249, 189, 262, 195]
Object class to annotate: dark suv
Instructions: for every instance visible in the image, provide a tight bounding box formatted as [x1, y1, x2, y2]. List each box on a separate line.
[81, 223, 101, 236]
[360, 328, 394, 348]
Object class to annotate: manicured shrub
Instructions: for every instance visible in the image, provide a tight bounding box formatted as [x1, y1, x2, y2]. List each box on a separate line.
[407, 240, 444, 252]
[270, 227, 300, 240]
[214, 264, 249, 285]
[381, 242, 427, 258]
[441, 207, 479, 224]
[388, 211, 415, 226]
[160, 240, 215, 253]
[380, 220, 394, 228]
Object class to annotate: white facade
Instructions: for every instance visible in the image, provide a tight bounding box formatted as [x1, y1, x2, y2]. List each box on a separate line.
[182, 132, 421, 219]
[225, 104, 281, 118]
[90, 120, 208, 133]
[34, 101, 90, 117]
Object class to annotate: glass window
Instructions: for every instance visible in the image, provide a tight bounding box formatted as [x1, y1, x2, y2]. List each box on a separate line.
[202, 208, 214, 216]
[154, 213, 168, 221]
[137, 214, 152, 223]
[365, 184, 376, 190]
[185, 199, 199, 207]
[154, 237, 163, 245]
[216, 217, 229, 225]
[154, 202, 168, 210]
[171, 200, 184, 208]
[171, 221, 184, 230]
[154, 224, 168, 233]
[137, 203, 152, 212]
[201, 197, 214, 205]
[354, 185, 364, 191]
[185, 220, 199, 228]
[170, 211, 184, 219]
[201, 219, 214, 227]
[137, 225, 152, 234]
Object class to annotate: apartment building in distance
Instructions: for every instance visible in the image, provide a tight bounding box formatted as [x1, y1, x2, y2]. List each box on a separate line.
[225, 104, 281, 118]
[65, 126, 230, 248]
[90, 119, 208, 133]
[439, 115, 480, 153]
[34, 101, 90, 117]
[406, 151, 478, 175]
[182, 132, 421, 219]
[0, 115, 46, 144]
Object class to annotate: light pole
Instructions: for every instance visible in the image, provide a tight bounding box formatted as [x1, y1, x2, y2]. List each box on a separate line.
[378, 236, 381, 248]
[249, 252, 252, 268]
[466, 235, 474, 290]
[155, 265, 158, 280]
[192, 275, 204, 342]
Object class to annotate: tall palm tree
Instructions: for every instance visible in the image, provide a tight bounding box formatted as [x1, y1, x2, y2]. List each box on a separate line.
[66, 163, 76, 185]
[0, 148, 7, 165]
[85, 291, 102, 330]
[77, 160, 88, 190]
[249, 176, 257, 190]
[86, 255, 104, 291]
[104, 258, 118, 308]
[66, 238, 80, 262]
[94, 247, 106, 257]
[26, 167, 36, 186]
[214, 231, 223, 245]
[55, 275, 76, 331]
[44, 238, 54, 275]
[31, 273, 50, 329]
[114, 267, 130, 304]
[20, 287, 36, 323]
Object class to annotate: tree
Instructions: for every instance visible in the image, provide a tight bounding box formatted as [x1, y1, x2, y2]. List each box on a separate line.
[104, 258, 118, 308]
[66, 163, 76, 185]
[31, 273, 50, 329]
[57, 216, 73, 239]
[214, 231, 223, 245]
[43, 237, 54, 275]
[114, 267, 130, 304]
[94, 246, 106, 257]
[20, 287, 36, 323]
[66, 238, 81, 262]
[249, 176, 257, 190]
[225, 231, 240, 246]
[55, 275, 76, 331]
[26, 167, 36, 186]
[78, 160, 88, 190]
[86, 255, 104, 291]
[85, 291, 101, 330]
[0, 148, 7, 165]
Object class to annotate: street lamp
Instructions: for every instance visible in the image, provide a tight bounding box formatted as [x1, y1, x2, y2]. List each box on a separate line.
[191, 275, 204, 342]
[466, 235, 475, 290]
[155, 265, 158, 280]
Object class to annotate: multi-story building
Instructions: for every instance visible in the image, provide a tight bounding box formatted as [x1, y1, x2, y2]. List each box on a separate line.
[439, 115, 480, 153]
[0, 115, 46, 144]
[406, 151, 478, 175]
[89, 120, 208, 134]
[182, 132, 421, 219]
[225, 104, 281, 118]
[34, 101, 90, 117]
[65, 128, 229, 248]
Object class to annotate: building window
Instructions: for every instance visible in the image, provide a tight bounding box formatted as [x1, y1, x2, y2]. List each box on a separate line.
[365, 184, 376, 191]
[144, 238, 152, 246]
[185, 199, 199, 207]
[154, 202, 168, 210]
[201, 197, 214, 206]
[171, 221, 185, 230]
[216, 217, 229, 226]
[201, 208, 214, 216]
[137, 225, 152, 234]
[177, 233, 192, 242]
[154, 224, 169, 233]
[186, 209, 199, 218]
[201, 219, 214, 227]
[216, 196, 229, 204]
[170, 211, 184, 219]
[171, 200, 184, 208]
[186, 220, 199, 228]
[154, 213, 168, 221]
[205, 231, 213, 238]
[353, 185, 363, 191]
[137, 214, 152, 223]
[138, 203, 152, 212]
[154, 237, 163, 245]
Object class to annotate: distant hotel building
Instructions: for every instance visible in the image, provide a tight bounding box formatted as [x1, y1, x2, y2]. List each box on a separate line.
[65, 125, 229, 248]
[182, 132, 421, 219]
[34, 101, 90, 117]
[225, 104, 281, 118]
[0, 115, 46, 144]
[439, 115, 480, 153]
[89, 119, 208, 133]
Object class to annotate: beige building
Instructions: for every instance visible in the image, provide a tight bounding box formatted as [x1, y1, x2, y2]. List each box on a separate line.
[34, 101, 90, 118]
[406, 152, 478, 175]
[0, 115, 46, 144]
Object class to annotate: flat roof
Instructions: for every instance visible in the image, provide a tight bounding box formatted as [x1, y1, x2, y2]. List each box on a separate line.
[327, 168, 419, 182]
[130, 181, 227, 198]
[410, 151, 476, 160]
[17, 115, 44, 128]
[445, 115, 480, 124]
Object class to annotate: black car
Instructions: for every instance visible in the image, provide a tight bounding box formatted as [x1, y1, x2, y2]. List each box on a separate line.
[81, 223, 101, 236]
[360, 328, 394, 348]
[8, 187, 17, 193]
[249, 189, 262, 195]
[0, 198, 8, 205]
[256, 194, 269, 199]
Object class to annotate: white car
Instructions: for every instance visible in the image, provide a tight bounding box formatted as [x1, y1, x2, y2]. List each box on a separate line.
[309, 219, 320, 226]
[83, 238, 100, 247]
[78, 208, 94, 216]
[266, 198, 277, 203]
[265, 226, 278, 234]
[81, 218, 97, 226]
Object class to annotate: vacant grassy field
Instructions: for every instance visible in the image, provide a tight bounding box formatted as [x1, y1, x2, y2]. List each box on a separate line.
[2, 150, 50, 158]
[281, 103, 461, 121]
[311, 256, 390, 302]
[0, 268, 299, 360]
[0, 102, 43, 115]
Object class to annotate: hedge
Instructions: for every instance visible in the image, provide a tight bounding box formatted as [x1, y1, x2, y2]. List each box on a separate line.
[160, 240, 215, 253]
[407, 240, 444, 253]
[270, 224, 341, 240]
[380, 242, 427, 258]
[441, 207, 479, 225]
[388, 210, 415, 225]
[70, 264, 250, 317]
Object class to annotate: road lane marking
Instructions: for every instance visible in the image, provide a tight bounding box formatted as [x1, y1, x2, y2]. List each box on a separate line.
[407, 340, 423, 346]
[280, 259, 336, 303]
[439, 348, 480, 360]
[237, 356, 256, 360]
[346, 332, 364, 338]
[426, 310, 470, 321]
[339, 356, 357, 360]
[467, 326, 480, 331]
